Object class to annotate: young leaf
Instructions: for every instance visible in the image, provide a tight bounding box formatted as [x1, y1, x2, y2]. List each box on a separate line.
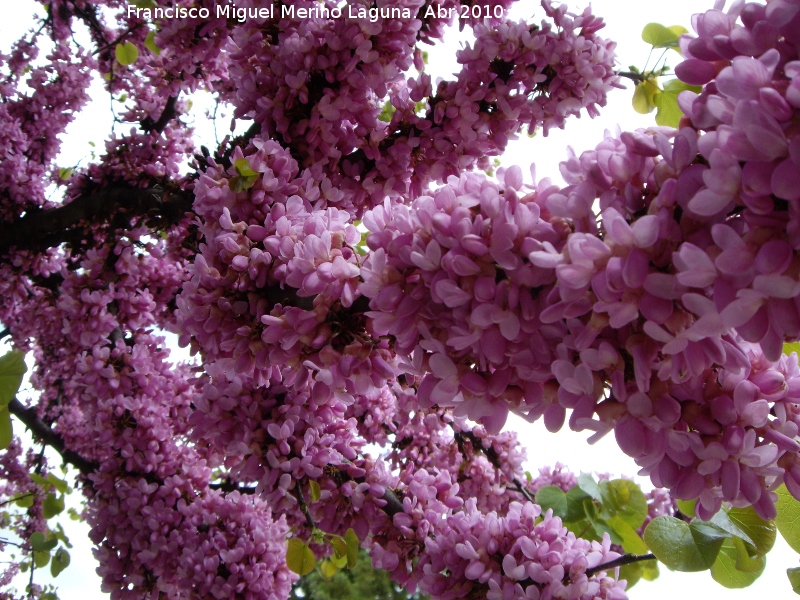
[726, 505, 776, 556]
[42, 493, 65, 519]
[632, 80, 660, 114]
[33, 550, 51, 568]
[0, 350, 27, 406]
[233, 158, 258, 177]
[331, 553, 347, 569]
[676, 498, 697, 518]
[643, 516, 729, 571]
[598, 479, 649, 530]
[29, 473, 52, 489]
[16, 493, 34, 508]
[654, 79, 700, 127]
[319, 558, 338, 579]
[378, 101, 396, 123]
[641, 23, 687, 48]
[0, 408, 12, 450]
[144, 30, 161, 56]
[30, 532, 58, 553]
[286, 538, 316, 576]
[535, 485, 568, 519]
[788, 567, 800, 594]
[564, 485, 592, 523]
[785, 342, 800, 356]
[331, 535, 347, 560]
[115, 42, 139, 66]
[58, 167, 73, 181]
[47, 473, 70, 495]
[606, 515, 649, 554]
[577, 474, 602, 501]
[776, 485, 800, 553]
[344, 527, 359, 569]
[309, 480, 321, 502]
[50, 547, 70, 577]
[710, 537, 765, 588]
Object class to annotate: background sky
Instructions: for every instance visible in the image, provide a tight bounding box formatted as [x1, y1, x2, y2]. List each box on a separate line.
[1, 1, 798, 599]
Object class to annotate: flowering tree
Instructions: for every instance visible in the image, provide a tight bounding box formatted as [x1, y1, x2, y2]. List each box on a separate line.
[2, 0, 800, 598]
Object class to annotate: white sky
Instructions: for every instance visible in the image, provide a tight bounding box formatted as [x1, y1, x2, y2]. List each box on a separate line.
[1, 1, 798, 599]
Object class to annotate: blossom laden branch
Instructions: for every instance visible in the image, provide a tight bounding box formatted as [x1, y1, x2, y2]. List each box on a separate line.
[7, 398, 98, 475]
[0, 186, 193, 256]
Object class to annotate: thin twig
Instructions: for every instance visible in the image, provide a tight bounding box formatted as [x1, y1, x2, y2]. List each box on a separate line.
[0, 493, 34, 508]
[454, 429, 535, 503]
[584, 553, 656, 579]
[293, 485, 316, 531]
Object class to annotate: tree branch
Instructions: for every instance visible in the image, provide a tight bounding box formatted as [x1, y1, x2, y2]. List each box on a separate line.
[0, 186, 194, 256]
[584, 553, 656, 579]
[141, 96, 179, 134]
[454, 429, 535, 503]
[7, 398, 98, 475]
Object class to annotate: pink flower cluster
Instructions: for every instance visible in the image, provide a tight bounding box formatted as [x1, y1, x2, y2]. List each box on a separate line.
[421, 500, 626, 600]
[360, 166, 568, 433]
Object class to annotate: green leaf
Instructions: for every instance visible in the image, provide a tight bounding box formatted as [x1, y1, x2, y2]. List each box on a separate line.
[331, 536, 347, 560]
[30, 532, 57, 553]
[641, 559, 660, 581]
[16, 493, 34, 508]
[115, 41, 139, 66]
[286, 538, 316, 576]
[378, 101, 396, 123]
[33, 550, 50, 568]
[577, 474, 602, 501]
[42, 493, 65, 519]
[654, 79, 700, 127]
[58, 167, 73, 181]
[319, 558, 338, 579]
[643, 516, 729, 571]
[535, 486, 568, 519]
[632, 80, 660, 114]
[234, 158, 258, 177]
[0, 350, 27, 407]
[598, 479, 648, 530]
[726, 506, 775, 555]
[331, 552, 347, 569]
[229, 176, 256, 193]
[606, 515, 649, 554]
[776, 485, 800, 553]
[710, 537, 765, 588]
[708, 510, 756, 548]
[144, 30, 161, 56]
[641, 23, 687, 48]
[677, 499, 696, 518]
[30, 473, 52, 489]
[0, 408, 12, 450]
[229, 159, 259, 192]
[344, 528, 359, 569]
[309, 480, 321, 502]
[564, 485, 592, 523]
[50, 547, 70, 577]
[47, 474, 70, 495]
[30, 532, 47, 551]
[785, 342, 800, 356]
[732, 536, 763, 573]
[788, 567, 800, 594]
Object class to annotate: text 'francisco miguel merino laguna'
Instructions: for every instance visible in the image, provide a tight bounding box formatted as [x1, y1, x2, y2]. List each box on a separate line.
[126, 3, 506, 23]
